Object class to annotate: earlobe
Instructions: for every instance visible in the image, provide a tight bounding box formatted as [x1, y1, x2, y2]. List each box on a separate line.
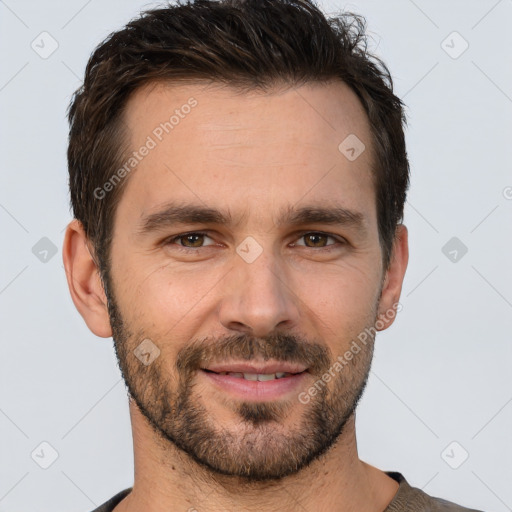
[376, 224, 409, 331]
[62, 220, 113, 338]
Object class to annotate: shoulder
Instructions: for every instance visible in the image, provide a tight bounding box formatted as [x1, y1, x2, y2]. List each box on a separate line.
[385, 472, 486, 512]
[89, 488, 132, 512]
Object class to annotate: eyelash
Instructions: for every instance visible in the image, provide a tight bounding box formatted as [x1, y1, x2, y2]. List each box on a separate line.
[165, 231, 346, 251]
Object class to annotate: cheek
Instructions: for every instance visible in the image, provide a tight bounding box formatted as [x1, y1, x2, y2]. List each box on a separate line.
[112, 245, 381, 353]
[117, 261, 224, 343]
[295, 262, 380, 347]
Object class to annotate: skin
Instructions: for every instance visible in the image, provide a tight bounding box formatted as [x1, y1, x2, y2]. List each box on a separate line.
[63, 80, 409, 512]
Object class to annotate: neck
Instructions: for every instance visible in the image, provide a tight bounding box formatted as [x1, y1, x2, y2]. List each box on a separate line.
[114, 400, 398, 512]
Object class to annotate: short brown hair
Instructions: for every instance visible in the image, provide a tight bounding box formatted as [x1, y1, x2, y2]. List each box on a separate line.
[67, 0, 409, 277]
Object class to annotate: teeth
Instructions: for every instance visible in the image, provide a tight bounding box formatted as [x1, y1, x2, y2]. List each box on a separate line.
[218, 372, 292, 380]
[256, 373, 276, 381]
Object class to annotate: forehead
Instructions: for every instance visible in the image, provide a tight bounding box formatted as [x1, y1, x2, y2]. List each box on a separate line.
[116, 80, 376, 229]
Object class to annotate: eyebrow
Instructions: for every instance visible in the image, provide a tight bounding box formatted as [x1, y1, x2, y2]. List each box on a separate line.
[137, 202, 367, 236]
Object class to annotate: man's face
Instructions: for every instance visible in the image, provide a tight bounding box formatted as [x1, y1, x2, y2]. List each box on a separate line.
[106, 81, 388, 480]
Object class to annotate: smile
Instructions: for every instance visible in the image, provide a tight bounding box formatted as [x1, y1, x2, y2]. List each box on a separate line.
[213, 371, 295, 380]
[200, 367, 309, 401]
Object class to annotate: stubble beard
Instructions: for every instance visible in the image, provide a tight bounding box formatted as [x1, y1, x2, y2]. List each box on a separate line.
[104, 272, 377, 482]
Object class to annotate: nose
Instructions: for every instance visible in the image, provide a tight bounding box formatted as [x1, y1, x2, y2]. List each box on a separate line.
[218, 249, 301, 337]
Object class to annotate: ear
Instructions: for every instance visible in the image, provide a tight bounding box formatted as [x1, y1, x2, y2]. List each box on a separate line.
[376, 224, 409, 331]
[62, 219, 112, 338]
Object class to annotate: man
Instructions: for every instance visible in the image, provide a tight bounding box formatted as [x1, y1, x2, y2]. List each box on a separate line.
[62, 0, 484, 510]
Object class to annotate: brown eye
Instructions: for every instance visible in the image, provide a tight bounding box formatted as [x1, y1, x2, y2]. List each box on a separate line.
[295, 232, 339, 248]
[168, 232, 215, 249]
[304, 233, 329, 247]
[180, 234, 204, 247]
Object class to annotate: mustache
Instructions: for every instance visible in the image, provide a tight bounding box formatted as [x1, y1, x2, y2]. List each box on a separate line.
[176, 332, 331, 377]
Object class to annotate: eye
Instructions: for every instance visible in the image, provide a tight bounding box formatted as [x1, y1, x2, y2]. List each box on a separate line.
[293, 232, 344, 249]
[164, 231, 345, 252]
[167, 232, 216, 249]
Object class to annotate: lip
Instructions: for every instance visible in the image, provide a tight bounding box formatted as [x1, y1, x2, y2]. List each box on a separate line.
[203, 362, 308, 374]
[200, 368, 309, 401]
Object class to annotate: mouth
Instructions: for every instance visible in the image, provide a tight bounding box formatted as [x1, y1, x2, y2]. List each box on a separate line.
[199, 362, 309, 401]
[204, 370, 300, 381]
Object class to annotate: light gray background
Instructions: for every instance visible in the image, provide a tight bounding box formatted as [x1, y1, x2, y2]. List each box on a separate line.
[1, 0, 511, 511]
